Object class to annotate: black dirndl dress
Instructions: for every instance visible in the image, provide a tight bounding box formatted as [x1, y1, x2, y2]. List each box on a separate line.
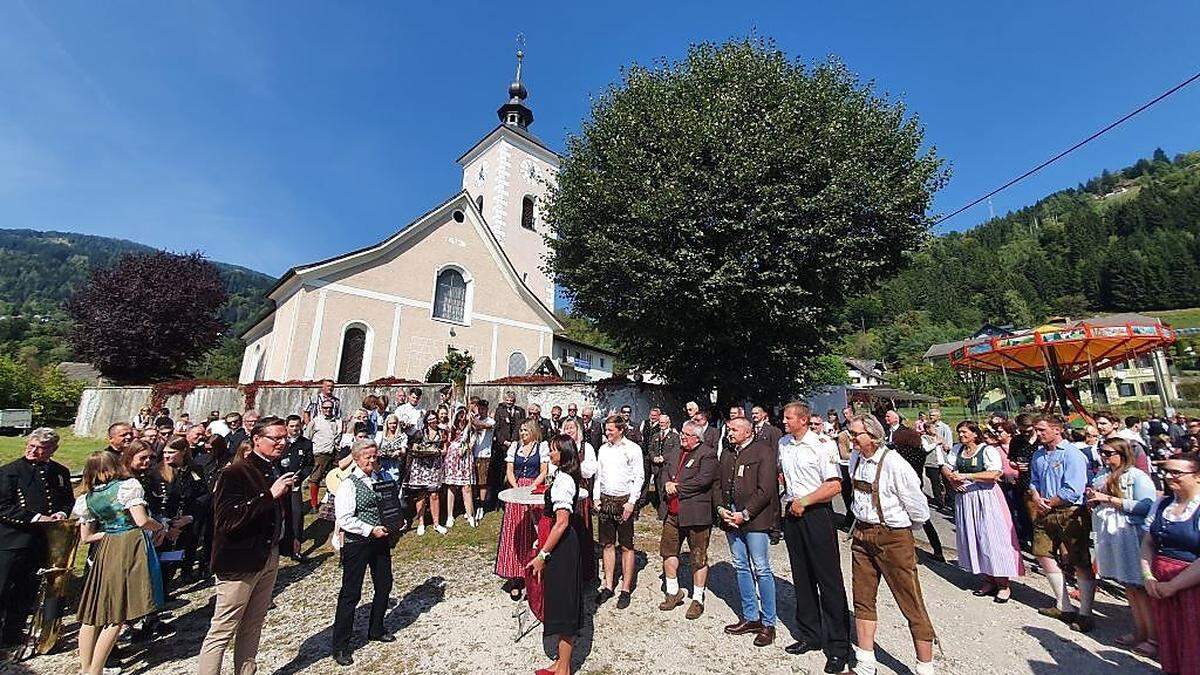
[540, 478, 584, 638]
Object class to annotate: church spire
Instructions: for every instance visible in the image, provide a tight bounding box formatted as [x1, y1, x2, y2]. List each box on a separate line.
[497, 40, 534, 130]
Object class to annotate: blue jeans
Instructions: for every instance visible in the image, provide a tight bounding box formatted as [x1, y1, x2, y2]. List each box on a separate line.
[726, 529, 777, 626]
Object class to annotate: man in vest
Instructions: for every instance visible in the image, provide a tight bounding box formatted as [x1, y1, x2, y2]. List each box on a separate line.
[331, 439, 397, 666]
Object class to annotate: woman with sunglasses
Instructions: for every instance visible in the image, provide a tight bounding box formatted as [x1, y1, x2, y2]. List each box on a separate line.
[1141, 452, 1200, 675]
[1086, 438, 1156, 655]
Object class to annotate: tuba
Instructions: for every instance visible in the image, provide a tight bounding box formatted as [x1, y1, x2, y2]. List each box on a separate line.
[18, 518, 80, 659]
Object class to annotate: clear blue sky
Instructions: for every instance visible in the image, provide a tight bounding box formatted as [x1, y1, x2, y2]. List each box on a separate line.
[3, 1, 1198, 277]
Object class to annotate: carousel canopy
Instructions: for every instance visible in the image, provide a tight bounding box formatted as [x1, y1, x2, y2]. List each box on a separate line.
[925, 313, 1176, 381]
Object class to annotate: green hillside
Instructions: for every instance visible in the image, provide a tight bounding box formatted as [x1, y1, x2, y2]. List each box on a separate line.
[0, 228, 275, 373]
[841, 148, 1200, 368]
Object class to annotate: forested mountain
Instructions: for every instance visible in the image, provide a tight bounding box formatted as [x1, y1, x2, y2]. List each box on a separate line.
[0, 229, 275, 370]
[841, 149, 1200, 367]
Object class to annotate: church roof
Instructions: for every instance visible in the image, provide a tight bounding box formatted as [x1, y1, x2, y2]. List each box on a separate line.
[456, 122, 560, 168]
[242, 190, 562, 338]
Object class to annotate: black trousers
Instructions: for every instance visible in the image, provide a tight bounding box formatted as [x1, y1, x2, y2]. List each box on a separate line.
[839, 465, 855, 528]
[781, 504, 851, 658]
[0, 547, 39, 644]
[923, 466, 946, 509]
[331, 536, 393, 653]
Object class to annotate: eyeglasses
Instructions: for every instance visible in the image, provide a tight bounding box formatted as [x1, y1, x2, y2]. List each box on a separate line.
[1098, 450, 1121, 458]
[261, 434, 287, 444]
[1161, 468, 1197, 478]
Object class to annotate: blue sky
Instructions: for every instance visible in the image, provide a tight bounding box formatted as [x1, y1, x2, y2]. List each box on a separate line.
[3, 1, 1198, 277]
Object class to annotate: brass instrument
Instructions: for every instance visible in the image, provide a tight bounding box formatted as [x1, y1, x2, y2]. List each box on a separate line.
[18, 518, 80, 659]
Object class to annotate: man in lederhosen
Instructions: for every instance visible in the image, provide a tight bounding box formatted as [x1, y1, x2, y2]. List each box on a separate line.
[331, 438, 399, 666]
[0, 428, 75, 650]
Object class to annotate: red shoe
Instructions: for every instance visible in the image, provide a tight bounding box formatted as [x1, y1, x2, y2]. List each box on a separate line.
[535, 669, 556, 675]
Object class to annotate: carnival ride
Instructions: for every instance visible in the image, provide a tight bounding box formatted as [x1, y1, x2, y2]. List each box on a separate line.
[936, 314, 1177, 418]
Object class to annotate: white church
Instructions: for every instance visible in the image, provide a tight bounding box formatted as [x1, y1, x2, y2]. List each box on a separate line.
[238, 52, 615, 385]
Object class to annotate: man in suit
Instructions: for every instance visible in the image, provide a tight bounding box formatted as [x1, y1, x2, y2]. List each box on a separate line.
[718, 418, 781, 647]
[527, 403, 554, 442]
[226, 409, 258, 456]
[693, 409, 719, 450]
[280, 414, 314, 562]
[639, 407, 662, 447]
[198, 416, 297, 675]
[751, 405, 783, 449]
[642, 414, 679, 510]
[580, 406, 603, 452]
[656, 420, 718, 620]
[0, 428, 75, 648]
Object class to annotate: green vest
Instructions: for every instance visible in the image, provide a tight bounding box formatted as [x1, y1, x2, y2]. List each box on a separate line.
[955, 447, 987, 474]
[349, 475, 382, 527]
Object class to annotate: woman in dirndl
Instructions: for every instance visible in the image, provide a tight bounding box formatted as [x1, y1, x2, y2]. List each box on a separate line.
[494, 418, 548, 599]
[73, 450, 167, 675]
[559, 418, 597, 578]
[407, 409, 447, 535]
[527, 435, 585, 675]
[940, 421, 1023, 602]
[1141, 452, 1200, 675]
[374, 414, 408, 483]
[443, 407, 477, 528]
[1087, 437, 1157, 655]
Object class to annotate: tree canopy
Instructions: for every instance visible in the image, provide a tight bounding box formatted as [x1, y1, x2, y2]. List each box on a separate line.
[543, 38, 945, 404]
[66, 251, 228, 381]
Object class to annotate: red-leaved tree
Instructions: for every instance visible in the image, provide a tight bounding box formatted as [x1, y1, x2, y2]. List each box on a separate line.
[66, 251, 228, 381]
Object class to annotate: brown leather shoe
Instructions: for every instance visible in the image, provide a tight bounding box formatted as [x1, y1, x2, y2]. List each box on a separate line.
[685, 600, 704, 620]
[658, 590, 686, 611]
[724, 619, 764, 635]
[753, 625, 776, 647]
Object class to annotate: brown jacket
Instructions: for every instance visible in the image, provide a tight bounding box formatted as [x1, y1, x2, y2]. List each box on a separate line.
[657, 439, 719, 527]
[717, 439, 780, 532]
[210, 452, 287, 575]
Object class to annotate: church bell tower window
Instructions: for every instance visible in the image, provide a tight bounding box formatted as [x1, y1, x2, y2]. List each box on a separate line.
[521, 195, 535, 230]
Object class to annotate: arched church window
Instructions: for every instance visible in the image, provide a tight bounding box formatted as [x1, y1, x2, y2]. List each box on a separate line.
[476, 195, 484, 214]
[507, 352, 528, 376]
[433, 268, 468, 323]
[521, 195, 535, 230]
[337, 326, 367, 384]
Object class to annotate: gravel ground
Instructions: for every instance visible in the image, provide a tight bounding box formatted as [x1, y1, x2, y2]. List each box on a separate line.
[3, 508, 1161, 675]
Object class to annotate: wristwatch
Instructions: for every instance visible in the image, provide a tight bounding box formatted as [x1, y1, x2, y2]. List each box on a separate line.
[537, 550, 551, 561]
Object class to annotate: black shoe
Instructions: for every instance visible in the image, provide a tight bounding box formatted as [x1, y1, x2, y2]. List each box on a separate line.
[333, 650, 354, 666]
[595, 588, 614, 605]
[824, 653, 855, 673]
[369, 633, 396, 643]
[785, 640, 820, 655]
[616, 591, 631, 609]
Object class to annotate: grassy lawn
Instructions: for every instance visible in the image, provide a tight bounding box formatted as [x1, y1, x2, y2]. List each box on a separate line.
[1147, 307, 1200, 329]
[0, 426, 98, 472]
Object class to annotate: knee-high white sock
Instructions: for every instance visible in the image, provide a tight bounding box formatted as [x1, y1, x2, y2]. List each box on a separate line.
[693, 585, 705, 603]
[854, 647, 877, 675]
[665, 576, 679, 595]
[1078, 576, 1096, 616]
[914, 659, 937, 675]
[1046, 571, 1072, 612]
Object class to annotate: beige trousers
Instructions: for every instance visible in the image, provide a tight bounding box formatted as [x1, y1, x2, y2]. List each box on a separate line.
[197, 553, 280, 675]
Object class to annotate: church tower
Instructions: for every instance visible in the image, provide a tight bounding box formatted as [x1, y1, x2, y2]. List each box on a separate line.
[457, 48, 558, 309]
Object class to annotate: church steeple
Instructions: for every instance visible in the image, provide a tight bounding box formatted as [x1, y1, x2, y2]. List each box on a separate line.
[497, 47, 534, 130]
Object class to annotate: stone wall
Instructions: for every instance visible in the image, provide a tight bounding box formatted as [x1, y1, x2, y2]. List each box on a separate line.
[73, 381, 693, 437]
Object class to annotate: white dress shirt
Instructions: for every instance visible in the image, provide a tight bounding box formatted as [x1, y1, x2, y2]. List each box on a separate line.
[334, 466, 382, 538]
[595, 437, 644, 506]
[849, 449, 930, 528]
[779, 430, 841, 501]
[549, 473, 578, 513]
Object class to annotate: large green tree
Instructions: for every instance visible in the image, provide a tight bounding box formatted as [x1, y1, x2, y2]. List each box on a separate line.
[543, 38, 946, 404]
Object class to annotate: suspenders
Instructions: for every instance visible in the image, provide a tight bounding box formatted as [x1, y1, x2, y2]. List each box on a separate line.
[850, 448, 892, 526]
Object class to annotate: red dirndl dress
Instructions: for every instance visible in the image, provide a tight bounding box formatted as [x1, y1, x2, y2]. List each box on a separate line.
[1151, 555, 1200, 675]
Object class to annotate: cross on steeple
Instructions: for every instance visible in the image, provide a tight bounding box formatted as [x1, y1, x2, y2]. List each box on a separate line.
[497, 37, 533, 130]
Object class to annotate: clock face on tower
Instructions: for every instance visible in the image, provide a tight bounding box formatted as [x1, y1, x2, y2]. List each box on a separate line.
[520, 159, 537, 180]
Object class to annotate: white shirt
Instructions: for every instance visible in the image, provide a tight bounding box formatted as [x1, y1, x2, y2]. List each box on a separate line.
[595, 437, 644, 505]
[506, 441, 550, 464]
[778, 430, 841, 500]
[548, 472, 578, 513]
[549, 441, 598, 480]
[472, 416, 496, 459]
[334, 466, 382, 538]
[395, 403, 424, 436]
[931, 421, 953, 451]
[849, 449, 930, 528]
[207, 420, 231, 437]
[941, 444, 1002, 482]
[72, 479, 147, 523]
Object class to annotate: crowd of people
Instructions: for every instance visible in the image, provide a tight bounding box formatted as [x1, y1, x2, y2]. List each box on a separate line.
[0, 379, 1199, 674]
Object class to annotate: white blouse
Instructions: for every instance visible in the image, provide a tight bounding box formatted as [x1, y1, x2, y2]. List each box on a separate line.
[70, 478, 147, 524]
[942, 444, 1003, 479]
[506, 441, 550, 464]
[549, 473, 577, 513]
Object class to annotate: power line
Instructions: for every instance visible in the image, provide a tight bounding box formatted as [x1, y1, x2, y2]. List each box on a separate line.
[935, 69, 1200, 227]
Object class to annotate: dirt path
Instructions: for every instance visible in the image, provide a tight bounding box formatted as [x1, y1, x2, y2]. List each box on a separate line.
[6, 512, 1160, 675]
